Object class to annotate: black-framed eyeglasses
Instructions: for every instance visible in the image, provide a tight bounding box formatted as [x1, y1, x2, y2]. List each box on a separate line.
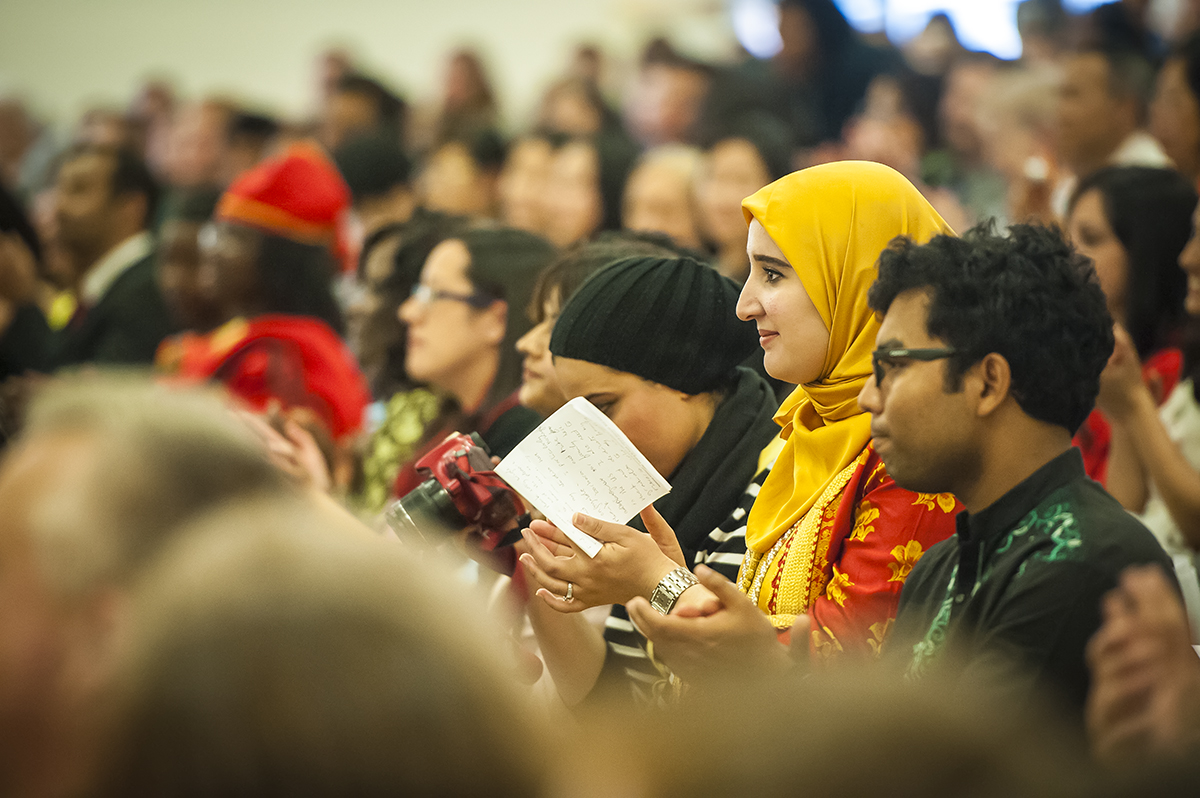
[408, 284, 496, 309]
[871, 347, 959, 386]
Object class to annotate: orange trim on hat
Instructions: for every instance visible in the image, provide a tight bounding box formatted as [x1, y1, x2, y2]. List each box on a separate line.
[216, 193, 337, 244]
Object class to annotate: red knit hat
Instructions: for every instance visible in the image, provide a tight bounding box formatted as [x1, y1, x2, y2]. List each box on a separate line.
[217, 140, 355, 272]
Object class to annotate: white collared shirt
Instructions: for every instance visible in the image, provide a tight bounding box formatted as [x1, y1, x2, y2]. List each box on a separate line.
[80, 231, 154, 306]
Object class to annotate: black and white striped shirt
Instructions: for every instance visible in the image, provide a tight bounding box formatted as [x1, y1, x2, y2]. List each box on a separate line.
[595, 467, 771, 702]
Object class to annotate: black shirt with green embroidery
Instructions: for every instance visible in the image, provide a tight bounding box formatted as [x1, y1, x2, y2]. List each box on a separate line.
[888, 447, 1172, 724]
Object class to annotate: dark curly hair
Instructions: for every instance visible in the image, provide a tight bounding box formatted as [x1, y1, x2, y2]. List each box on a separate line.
[868, 223, 1114, 434]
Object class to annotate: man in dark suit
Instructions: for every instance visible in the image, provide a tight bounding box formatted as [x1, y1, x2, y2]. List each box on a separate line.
[0, 144, 174, 374]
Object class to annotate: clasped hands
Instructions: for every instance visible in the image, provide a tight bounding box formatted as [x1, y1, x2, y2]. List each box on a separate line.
[1086, 564, 1200, 762]
[518, 507, 799, 682]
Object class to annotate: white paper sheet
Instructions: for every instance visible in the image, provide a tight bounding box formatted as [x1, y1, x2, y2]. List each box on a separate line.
[495, 396, 672, 557]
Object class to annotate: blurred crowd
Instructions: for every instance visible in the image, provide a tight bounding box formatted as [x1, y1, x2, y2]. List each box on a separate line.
[5, 0, 1200, 795]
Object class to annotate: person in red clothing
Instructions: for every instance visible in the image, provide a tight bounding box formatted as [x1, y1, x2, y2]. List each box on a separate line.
[157, 142, 370, 473]
[1065, 165, 1197, 484]
[161, 315, 368, 444]
[520, 162, 962, 685]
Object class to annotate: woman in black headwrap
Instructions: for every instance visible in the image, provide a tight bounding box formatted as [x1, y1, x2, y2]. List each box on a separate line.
[517, 254, 780, 706]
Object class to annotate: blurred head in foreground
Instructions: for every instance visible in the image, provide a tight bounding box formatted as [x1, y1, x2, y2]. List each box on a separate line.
[556, 667, 1086, 798]
[92, 497, 545, 797]
[0, 373, 291, 797]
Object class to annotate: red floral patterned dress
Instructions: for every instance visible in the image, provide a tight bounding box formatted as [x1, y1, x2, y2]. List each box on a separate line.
[738, 444, 961, 660]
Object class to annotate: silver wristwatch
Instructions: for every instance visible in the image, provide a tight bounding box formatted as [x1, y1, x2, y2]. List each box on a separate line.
[649, 567, 699, 615]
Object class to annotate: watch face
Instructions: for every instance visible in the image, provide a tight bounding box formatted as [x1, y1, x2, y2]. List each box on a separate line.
[652, 569, 692, 614]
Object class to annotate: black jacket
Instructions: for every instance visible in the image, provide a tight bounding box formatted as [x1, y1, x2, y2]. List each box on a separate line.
[0, 253, 175, 377]
[889, 448, 1173, 728]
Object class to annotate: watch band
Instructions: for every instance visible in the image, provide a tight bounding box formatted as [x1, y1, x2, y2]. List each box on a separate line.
[649, 567, 699, 615]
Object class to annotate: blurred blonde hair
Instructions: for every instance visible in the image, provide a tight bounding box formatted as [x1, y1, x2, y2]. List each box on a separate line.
[557, 665, 1087, 798]
[94, 496, 547, 797]
[19, 371, 291, 597]
[622, 144, 704, 247]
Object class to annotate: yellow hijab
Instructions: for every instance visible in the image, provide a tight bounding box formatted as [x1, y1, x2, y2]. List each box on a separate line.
[742, 161, 954, 554]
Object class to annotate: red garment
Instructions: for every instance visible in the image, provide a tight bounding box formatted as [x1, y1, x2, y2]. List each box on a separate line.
[810, 447, 961, 659]
[1074, 347, 1182, 485]
[157, 314, 371, 441]
[750, 446, 961, 660]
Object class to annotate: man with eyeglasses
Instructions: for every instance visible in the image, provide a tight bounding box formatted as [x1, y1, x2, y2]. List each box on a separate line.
[857, 223, 1172, 729]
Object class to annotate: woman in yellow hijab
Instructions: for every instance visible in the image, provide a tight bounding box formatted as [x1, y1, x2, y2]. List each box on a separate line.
[733, 160, 962, 656]
[522, 161, 962, 670]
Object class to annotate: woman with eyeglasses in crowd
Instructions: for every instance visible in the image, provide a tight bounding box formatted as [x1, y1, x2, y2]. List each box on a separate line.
[390, 226, 554, 498]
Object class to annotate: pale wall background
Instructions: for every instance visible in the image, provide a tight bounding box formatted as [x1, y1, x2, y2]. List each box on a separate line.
[0, 0, 739, 128]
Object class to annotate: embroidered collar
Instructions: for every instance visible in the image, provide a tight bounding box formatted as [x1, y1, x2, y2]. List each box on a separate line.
[955, 448, 1086, 546]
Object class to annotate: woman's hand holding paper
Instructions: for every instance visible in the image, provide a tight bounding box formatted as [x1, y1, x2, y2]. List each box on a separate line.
[518, 505, 690, 612]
